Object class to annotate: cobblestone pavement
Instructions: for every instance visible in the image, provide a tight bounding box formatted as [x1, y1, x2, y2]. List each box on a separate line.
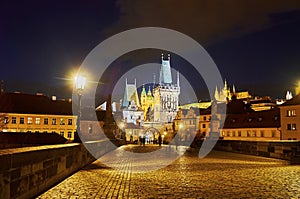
[37, 145, 300, 199]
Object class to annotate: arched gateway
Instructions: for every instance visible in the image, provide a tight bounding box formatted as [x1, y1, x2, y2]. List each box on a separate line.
[144, 127, 160, 144]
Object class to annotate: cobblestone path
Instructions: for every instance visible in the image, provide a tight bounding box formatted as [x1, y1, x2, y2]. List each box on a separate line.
[38, 145, 300, 199]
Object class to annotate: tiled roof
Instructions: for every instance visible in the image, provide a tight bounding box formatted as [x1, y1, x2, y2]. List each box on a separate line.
[222, 108, 280, 129]
[281, 94, 300, 106]
[0, 92, 73, 115]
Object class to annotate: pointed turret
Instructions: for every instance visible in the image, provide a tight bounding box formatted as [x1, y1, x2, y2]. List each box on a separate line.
[232, 84, 236, 93]
[214, 86, 219, 101]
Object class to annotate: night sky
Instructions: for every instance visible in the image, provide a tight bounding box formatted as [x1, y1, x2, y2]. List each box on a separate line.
[1, 0, 300, 101]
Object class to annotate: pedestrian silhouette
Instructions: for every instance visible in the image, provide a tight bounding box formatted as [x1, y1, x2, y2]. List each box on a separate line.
[158, 134, 162, 146]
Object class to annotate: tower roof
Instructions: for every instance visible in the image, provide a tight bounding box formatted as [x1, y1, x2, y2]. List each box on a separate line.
[123, 79, 140, 108]
[159, 54, 172, 85]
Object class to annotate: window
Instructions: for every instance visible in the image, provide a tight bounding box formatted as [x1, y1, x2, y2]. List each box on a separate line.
[68, 119, 72, 125]
[28, 117, 32, 124]
[248, 118, 253, 122]
[4, 116, 8, 124]
[52, 131, 56, 134]
[20, 117, 24, 124]
[271, 130, 276, 137]
[203, 116, 206, 121]
[260, 130, 265, 137]
[60, 118, 65, 125]
[60, 132, 64, 137]
[227, 131, 230, 137]
[202, 124, 206, 128]
[247, 130, 251, 137]
[292, 123, 297, 131]
[232, 131, 236, 136]
[44, 118, 48, 125]
[52, 118, 56, 125]
[89, 124, 93, 134]
[238, 131, 241, 136]
[287, 110, 296, 117]
[67, 131, 72, 138]
[258, 117, 263, 122]
[35, 118, 40, 125]
[287, 124, 296, 131]
[12, 117, 16, 124]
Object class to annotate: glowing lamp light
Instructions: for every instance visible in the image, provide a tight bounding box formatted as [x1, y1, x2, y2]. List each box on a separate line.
[75, 75, 86, 91]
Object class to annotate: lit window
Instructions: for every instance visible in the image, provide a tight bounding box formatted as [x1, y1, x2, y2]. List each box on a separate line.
[28, 117, 32, 124]
[44, 118, 48, 125]
[52, 118, 56, 125]
[4, 116, 8, 124]
[287, 110, 296, 117]
[60, 132, 64, 137]
[20, 117, 24, 124]
[35, 118, 40, 125]
[12, 117, 16, 124]
[60, 118, 65, 125]
[287, 124, 296, 131]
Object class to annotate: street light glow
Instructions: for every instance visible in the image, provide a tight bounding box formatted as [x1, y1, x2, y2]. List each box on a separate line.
[75, 75, 87, 91]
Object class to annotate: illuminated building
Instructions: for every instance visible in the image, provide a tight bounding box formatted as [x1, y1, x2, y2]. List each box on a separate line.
[280, 94, 300, 140]
[221, 108, 281, 141]
[153, 54, 180, 123]
[0, 92, 77, 141]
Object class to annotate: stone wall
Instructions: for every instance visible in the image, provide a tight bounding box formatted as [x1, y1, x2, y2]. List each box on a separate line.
[0, 140, 112, 199]
[214, 140, 300, 164]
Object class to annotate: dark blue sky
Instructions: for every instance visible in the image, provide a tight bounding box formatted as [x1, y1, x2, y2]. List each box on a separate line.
[1, 0, 300, 99]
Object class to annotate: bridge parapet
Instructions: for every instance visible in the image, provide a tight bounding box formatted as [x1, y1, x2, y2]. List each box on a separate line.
[214, 140, 300, 164]
[0, 140, 112, 199]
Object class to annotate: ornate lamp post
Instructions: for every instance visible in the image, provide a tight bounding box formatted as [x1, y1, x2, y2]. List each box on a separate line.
[74, 75, 86, 142]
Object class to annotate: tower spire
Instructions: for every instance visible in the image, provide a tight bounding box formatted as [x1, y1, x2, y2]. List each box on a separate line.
[177, 71, 180, 87]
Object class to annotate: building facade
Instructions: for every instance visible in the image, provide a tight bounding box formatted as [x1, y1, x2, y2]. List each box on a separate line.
[280, 94, 300, 140]
[0, 92, 77, 140]
[221, 108, 281, 141]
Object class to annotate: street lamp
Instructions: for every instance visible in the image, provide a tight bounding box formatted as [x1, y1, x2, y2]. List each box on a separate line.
[74, 75, 86, 142]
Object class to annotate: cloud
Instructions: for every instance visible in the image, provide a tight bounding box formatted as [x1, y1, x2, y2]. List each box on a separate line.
[107, 0, 300, 45]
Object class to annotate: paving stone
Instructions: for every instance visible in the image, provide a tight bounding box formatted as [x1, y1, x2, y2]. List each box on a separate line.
[37, 145, 300, 198]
